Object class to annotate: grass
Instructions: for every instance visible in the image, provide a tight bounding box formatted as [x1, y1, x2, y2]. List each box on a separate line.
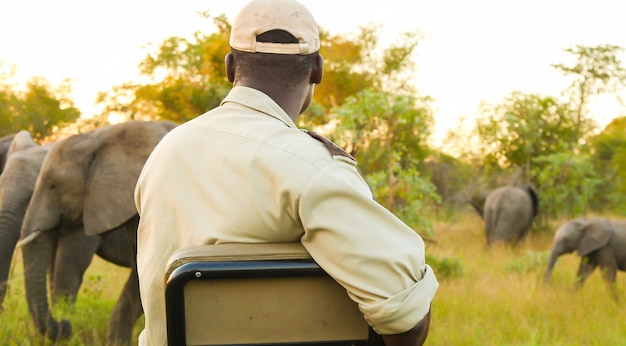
[0, 251, 143, 345]
[1, 213, 625, 345]
[426, 213, 626, 346]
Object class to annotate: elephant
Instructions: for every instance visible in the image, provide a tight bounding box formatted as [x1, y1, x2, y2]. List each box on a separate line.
[0, 131, 50, 312]
[18, 120, 178, 344]
[543, 217, 626, 300]
[0, 132, 17, 172]
[0, 131, 133, 319]
[481, 184, 539, 246]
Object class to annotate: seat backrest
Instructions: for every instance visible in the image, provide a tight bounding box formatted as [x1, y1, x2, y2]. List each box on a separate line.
[165, 243, 373, 346]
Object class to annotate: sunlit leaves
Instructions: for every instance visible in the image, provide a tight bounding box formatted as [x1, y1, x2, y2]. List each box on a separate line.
[97, 14, 232, 122]
[553, 44, 626, 127]
[531, 154, 602, 219]
[330, 89, 438, 233]
[476, 92, 585, 175]
[302, 26, 421, 127]
[589, 116, 626, 214]
[553, 44, 626, 98]
[0, 76, 80, 140]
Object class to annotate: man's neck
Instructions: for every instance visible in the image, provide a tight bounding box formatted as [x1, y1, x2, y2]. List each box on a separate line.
[235, 80, 308, 122]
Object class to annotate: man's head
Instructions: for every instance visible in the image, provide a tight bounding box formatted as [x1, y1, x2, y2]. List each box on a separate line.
[225, 0, 323, 118]
[229, 0, 320, 55]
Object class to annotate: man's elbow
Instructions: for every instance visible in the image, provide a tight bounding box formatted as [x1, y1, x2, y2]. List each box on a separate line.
[381, 307, 431, 346]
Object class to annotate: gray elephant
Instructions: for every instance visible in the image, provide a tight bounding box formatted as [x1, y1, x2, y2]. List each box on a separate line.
[18, 120, 177, 344]
[482, 184, 539, 246]
[0, 131, 50, 311]
[543, 217, 626, 300]
[0, 132, 17, 172]
[0, 131, 133, 319]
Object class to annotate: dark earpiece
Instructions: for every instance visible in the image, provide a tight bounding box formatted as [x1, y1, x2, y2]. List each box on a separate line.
[225, 53, 235, 83]
[310, 54, 323, 85]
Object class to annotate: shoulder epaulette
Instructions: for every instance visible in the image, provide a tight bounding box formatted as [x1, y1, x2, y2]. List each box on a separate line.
[305, 130, 356, 161]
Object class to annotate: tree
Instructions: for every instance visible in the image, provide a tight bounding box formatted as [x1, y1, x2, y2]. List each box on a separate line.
[20, 77, 81, 141]
[0, 74, 80, 140]
[553, 44, 626, 134]
[476, 92, 587, 182]
[330, 89, 439, 233]
[96, 14, 233, 122]
[302, 26, 421, 127]
[531, 153, 602, 219]
[589, 116, 626, 214]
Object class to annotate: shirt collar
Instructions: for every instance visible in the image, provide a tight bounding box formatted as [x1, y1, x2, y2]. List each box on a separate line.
[220, 86, 298, 129]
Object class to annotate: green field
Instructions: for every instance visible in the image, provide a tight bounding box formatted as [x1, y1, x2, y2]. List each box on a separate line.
[1, 213, 625, 345]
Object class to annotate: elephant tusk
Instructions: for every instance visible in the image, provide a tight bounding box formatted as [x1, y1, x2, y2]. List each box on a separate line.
[17, 230, 44, 248]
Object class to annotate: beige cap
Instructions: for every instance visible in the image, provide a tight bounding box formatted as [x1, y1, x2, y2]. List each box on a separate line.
[229, 0, 320, 55]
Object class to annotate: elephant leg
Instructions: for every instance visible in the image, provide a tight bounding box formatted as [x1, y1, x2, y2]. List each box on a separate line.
[48, 236, 58, 299]
[575, 257, 597, 291]
[597, 251, 619, 301]
[107, 216, 142, 346]
[600, 266, 619, 301]
[107, 266, 142, 345]
[52, 230, 100, 304]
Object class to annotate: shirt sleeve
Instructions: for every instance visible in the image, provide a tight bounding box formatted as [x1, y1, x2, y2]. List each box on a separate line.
[298, 161, 438, 335]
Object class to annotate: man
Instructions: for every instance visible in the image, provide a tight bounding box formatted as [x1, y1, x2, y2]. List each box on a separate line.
[134, 0, 439, 345]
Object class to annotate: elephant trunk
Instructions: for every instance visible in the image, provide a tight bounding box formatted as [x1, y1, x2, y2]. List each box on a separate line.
[543, 249, 561, 283]
[22, 231, 72, 340]
[0, 209, 24, 310]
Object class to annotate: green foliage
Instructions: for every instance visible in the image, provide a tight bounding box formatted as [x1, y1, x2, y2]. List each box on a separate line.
[466, 44, 626, 219]
[532, 153, 602, 219]
[426, 254, 463, 280]
[311, 27, 376, 114]
[476, 92, 588, 179]
[505, 251, 549, 274]
[423, 150, 488, 217]
[589, 116, 626, 215]
[329, 89, 440, 234]
[301, 25, 421, 127]
[0, 75, 80, 140]
[553, 44, 626, 120]
[96, 15, 233, 122]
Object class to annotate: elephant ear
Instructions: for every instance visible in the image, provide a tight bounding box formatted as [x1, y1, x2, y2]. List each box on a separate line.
[577, 220, 612, 256]
[83, 122, 166, 236]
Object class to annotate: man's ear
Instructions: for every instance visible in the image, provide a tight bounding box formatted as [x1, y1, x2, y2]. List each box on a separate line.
[225, 53, 235, 83]
[310, 54, 323, 85]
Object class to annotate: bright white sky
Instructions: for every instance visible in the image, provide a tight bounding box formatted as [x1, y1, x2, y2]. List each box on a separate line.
[1, 0, 625, 146]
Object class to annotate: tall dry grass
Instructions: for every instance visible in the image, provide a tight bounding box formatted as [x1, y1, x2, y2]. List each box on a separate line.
[427, 213, 626, 346]
[1, 213, 625, 345]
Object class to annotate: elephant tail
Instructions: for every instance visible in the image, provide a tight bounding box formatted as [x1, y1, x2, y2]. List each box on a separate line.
[469, 200, 484, 219]
[526, 185, 539, 218]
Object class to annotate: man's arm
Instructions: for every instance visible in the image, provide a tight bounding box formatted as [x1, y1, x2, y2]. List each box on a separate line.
[381, 308, 431, 346]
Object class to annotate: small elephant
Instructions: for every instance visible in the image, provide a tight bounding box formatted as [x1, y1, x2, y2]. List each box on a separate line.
[18, 120, 178, 344]
[0, 131, 133, 319]
[482, 184, 539, 246]
[543, 217, 626, 300]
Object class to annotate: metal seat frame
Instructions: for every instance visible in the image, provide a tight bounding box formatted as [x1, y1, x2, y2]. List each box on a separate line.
[164, 243, 382, 346]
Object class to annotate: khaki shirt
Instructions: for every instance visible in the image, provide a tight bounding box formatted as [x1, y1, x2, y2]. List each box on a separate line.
[135, 86, 438, 345]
